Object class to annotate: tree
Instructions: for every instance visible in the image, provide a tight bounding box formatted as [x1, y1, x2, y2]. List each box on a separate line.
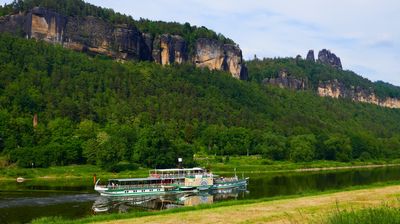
[261, 133, 287, 160]
[323, 134, 352, 162]
[75, 120, 99, 141]
[133, 122, 193, 168]
[97, 135, 127, 171]
[289, 134, 316, 162]
[351, 132, 381, 159]
[201, 125, 223, 155]
[82, 131, 126, 170]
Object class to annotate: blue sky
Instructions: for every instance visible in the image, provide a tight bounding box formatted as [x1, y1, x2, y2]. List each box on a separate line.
[2, 0, 400, 85]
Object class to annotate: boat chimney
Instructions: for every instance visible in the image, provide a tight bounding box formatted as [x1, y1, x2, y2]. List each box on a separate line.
[178, 158, 183, 169]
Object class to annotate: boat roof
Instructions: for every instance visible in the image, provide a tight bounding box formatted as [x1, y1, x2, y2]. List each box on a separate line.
[151, 167, 204, 172]
[109, 177, 160, 182]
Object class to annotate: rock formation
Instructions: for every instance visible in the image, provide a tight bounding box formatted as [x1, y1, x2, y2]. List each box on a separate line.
[318, 80, 400, 108]
[263, 69, 308, 90]
[151, 34, 188, 65]
[306, 50, 315, 62]
[0, 7, 248, 80]
[318, 49, 342, 70]
[194, 38, 247, 79]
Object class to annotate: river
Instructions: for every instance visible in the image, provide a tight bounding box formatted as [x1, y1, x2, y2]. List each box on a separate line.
[1, 166, 400, 223]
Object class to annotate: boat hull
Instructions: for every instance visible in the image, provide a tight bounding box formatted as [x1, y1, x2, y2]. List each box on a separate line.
[211, 178, 248, 190]
[99, 187, 176, 197]
[97, 186, 200, 197]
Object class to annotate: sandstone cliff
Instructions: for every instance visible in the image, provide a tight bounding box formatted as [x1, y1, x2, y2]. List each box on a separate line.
[0, 7, 248, 79]
[317, 80, 400, 108]
[194, 38, 247, 79]
[265, 73, 400, 108]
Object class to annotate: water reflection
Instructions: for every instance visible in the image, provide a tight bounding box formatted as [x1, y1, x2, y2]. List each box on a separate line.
[92, 187, 248, 213]
[0, 193, 97, 209]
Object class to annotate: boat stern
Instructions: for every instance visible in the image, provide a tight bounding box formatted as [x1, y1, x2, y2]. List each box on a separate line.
[94, 179, 108, 194]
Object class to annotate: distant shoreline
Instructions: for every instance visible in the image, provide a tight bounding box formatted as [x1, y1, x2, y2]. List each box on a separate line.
[294, 163, 400, 172]
[1, 162, 400, 181]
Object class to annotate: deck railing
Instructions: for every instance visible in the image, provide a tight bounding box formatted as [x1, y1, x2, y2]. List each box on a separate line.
[214, 177, 239, 184]
[107, 184, 179, 190]
[150, 173, 214, 179]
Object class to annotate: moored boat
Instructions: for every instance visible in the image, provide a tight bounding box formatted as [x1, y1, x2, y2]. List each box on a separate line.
[212, 177, 249, 189]
[94, 167, 248, 196]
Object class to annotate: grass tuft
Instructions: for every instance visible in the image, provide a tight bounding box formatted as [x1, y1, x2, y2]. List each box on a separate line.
[325, 203, 400, 224]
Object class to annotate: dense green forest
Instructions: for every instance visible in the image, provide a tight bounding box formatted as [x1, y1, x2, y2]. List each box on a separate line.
[1, 34, 400, 170]
[0, 0, 234, 55]
[247, 58, 400, 99]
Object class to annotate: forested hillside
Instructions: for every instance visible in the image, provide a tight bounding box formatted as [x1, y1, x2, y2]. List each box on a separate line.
[1, 34, 400, 170]
[247, 58, 400, 99]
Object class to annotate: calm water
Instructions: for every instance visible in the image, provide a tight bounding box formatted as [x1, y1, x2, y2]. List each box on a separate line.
[1, 166, 400, 223]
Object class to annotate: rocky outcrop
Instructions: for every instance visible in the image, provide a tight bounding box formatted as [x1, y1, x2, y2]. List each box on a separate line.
[194, 38, 247, 79]
[0, 7, 150, 60]
[306, 50, 315, 62]
[0, 12, 27, 36]
[263, 69, 308, 90]
[318, 49, 342, 70]
[0, 8, 66, 43]
[318, 80, 400, 108]
[29, 7, 67, 43]
[152, 34, 188, 65]
[0, 7, 247, 79]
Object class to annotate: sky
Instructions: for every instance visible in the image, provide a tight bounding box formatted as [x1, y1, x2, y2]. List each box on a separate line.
[2, 0, 400, 85]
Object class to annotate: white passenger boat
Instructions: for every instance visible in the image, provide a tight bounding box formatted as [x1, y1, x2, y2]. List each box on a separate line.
[95, 167, 248, 196]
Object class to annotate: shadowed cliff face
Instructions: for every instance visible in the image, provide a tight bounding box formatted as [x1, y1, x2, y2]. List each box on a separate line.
[318, 49, 342, 70]
[263, 70, 308, 90]
[152, 34, 188, 65]
[0, 7, 248, 80]
[306, 50, 315, 62]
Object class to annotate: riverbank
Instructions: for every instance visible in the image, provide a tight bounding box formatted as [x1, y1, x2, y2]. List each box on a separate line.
[31, 182, 400, 224]
[197, 156, 400, 173]
[1, 157, 400, 181]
